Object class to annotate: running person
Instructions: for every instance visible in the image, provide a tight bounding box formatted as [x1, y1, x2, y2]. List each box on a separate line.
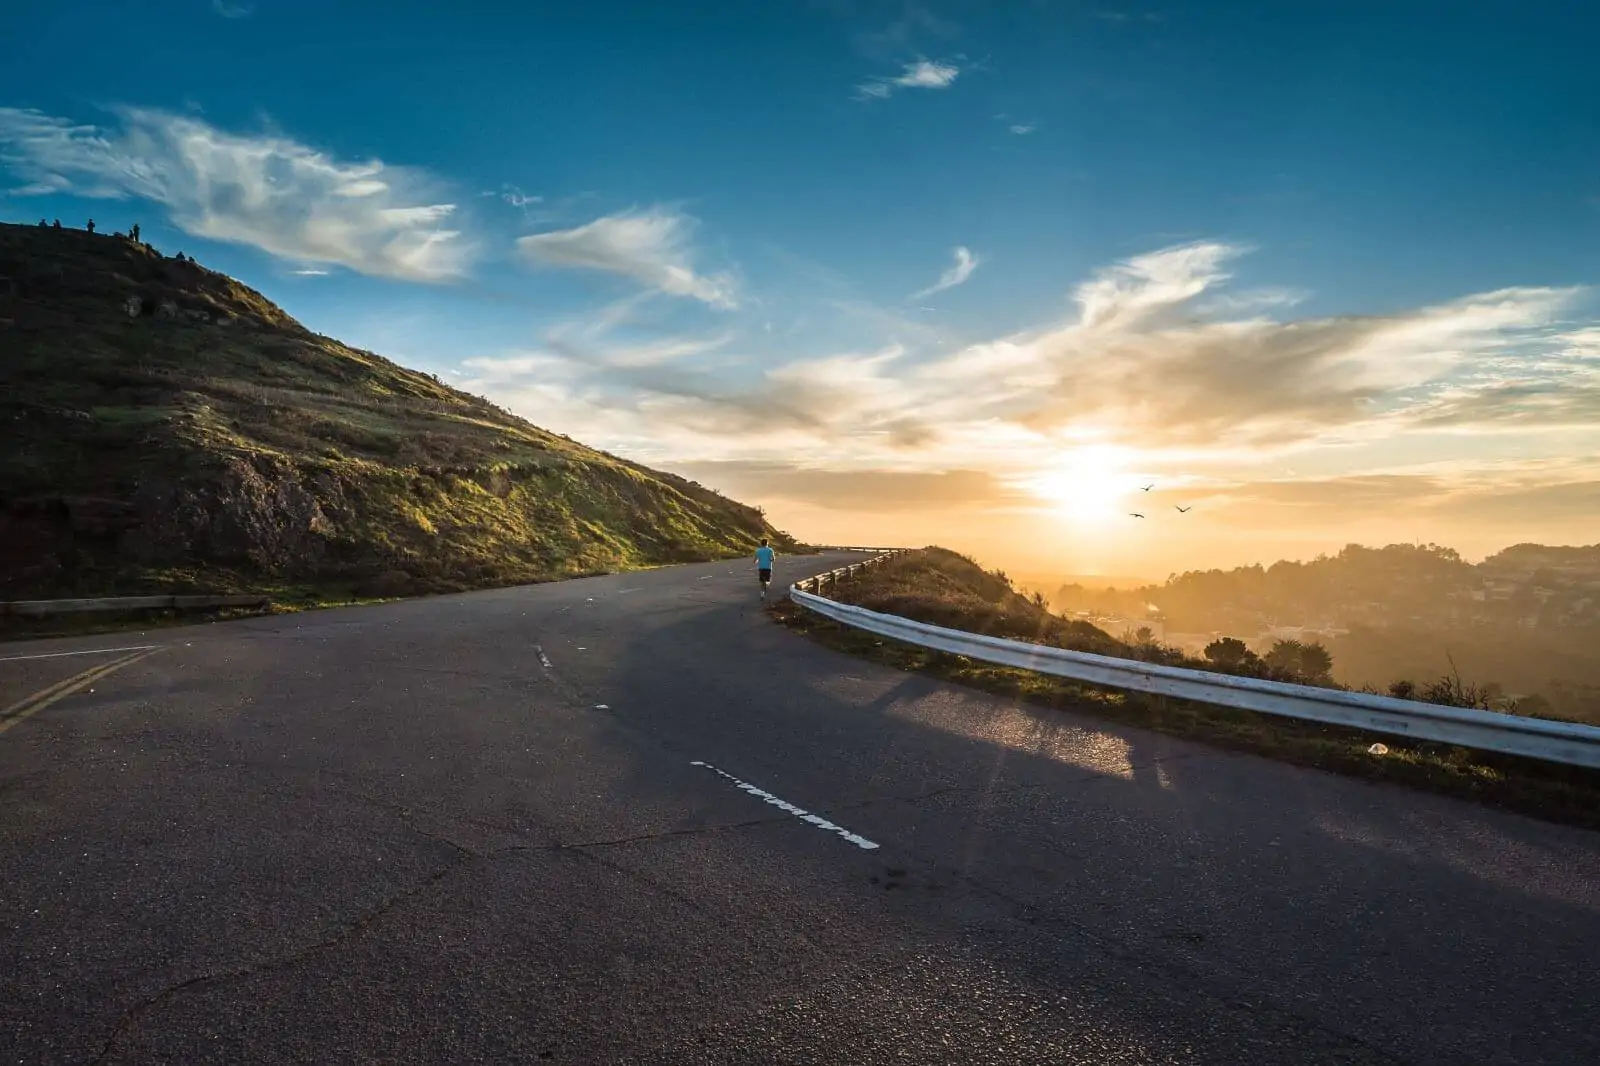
[754, 538, 776, 600]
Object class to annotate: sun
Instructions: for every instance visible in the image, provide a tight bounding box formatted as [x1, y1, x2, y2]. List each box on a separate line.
[1021, 446, 1139, 525]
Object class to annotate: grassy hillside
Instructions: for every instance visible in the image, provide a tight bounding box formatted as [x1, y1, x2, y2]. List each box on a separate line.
[829, 547, 1134, 655]
[0, 222, 794, 600]
[774, 548, 1600, 827]
[825, 547, 1308, 678]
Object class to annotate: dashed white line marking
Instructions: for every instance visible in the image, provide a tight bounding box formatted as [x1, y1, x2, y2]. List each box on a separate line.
[689, 761, 880, 851]
[0, 645, 158, 664]
[535, 646, 554, 670]
[617, 587, 642, 595]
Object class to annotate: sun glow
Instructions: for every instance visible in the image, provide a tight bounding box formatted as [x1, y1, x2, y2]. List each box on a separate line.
[1021, 446, 1140, 525]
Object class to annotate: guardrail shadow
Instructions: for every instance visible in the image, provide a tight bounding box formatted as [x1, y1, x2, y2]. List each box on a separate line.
[586, 587, 1600, 1064]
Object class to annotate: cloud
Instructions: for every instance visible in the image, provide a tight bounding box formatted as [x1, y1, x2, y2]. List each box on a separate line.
[483, 183, 542, 211]
[516, 207, 737, 308]
[853, 3, 962, 59]
[912, 245, 981, 299]
[461, 238, 1597, 520]
[1204, 467, 1600, 537]
[898, 242, 1582, 451]
[672, 462, 1025, 512]
[459, 339, 927, 467]
[1093, 9, 1164, 24]
[0, 106, 470, 281]
[1222, 474, 1445, 510]
[856, 59, 961, 100]
[211, 0, 255, 18]
[895, 59, 961, 88]
[1009, 124, 1036, 135]
[1196, 286, 1306, 316]
[290, 268, 330, 277]
[1390, 327, 1600, 432]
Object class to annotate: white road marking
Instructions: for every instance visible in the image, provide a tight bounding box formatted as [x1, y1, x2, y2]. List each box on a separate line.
[535, 646, 554, 670]
[0, 645, 158, 664]
[689, 761, 880, 851]
[617, 587, 642, 595]
[595, 704, 610, 711]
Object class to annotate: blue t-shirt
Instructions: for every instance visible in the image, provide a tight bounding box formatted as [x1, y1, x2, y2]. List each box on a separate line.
[755, 546, 775, 569]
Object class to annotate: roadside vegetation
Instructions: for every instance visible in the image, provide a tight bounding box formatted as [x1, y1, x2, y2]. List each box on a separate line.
[771, 548, 1600, 829]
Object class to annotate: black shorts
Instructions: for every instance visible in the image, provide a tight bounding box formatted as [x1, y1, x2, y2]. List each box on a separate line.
[758, 568, 772, 584]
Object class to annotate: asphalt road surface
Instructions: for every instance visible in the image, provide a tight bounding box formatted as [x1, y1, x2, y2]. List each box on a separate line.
[3, 552, 1598, 1065]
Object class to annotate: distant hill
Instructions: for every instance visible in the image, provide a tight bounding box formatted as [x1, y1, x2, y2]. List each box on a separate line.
[1048, 541, 1600, 723]
[0, 221, 793, 600]
[1015, 572, 1155, 593]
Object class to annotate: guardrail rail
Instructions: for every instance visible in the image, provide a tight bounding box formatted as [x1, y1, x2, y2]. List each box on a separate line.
[2, 594, 270, 618]
[790, 551, 1600, 770]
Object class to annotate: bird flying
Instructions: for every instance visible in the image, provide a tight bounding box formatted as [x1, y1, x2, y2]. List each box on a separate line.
[1129, 513, 1145, 519]
[1140, 484, 1154, 492]
[1176, 506, 1192, 513]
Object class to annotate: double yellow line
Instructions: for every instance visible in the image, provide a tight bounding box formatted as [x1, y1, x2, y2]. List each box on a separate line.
[0, 647, 162, 737]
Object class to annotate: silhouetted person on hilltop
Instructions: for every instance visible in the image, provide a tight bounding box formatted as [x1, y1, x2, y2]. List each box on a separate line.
[130, 223, 141, 242]
[52, 219, 61, 229]
[86, 219, 95, 234]
[38, 219, 47, 228]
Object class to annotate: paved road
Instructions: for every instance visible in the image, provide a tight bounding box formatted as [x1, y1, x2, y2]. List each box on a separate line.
[2, 552, 1598, 1065]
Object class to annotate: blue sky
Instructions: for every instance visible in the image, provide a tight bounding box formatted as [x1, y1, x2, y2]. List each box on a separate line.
[3, 1, 1597, 573]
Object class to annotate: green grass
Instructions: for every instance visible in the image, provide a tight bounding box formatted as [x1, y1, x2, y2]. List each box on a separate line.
[0, 222, 801, 602]
[772, 549, 1600, 830]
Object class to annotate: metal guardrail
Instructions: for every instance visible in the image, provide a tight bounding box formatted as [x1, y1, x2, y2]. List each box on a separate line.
[2, 594, 269, 617]
[792, 550, 908, 596]
[790, 552, 1600, 770]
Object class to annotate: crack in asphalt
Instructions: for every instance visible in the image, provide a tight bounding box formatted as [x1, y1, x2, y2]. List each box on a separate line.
[83, 810, 820, 1062]
[77, 744, 1259, 1064]
[88, 857, 468, 1065]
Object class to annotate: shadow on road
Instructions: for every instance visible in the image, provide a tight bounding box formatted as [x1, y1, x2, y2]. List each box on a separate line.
[584, 593, 1600, 1065]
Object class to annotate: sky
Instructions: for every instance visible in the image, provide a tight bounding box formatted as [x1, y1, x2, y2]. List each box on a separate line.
[2, 0, 1597, 580]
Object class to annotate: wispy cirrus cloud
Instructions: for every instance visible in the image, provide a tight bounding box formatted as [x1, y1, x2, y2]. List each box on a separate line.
[912, 245, 981, 299]
[934, 243, 1585, 450]
[211, 0, 255, 19]
[0, 106, 471, 281]
[461, 239, 1595, 490]
[516, 207, 738, 309]
[853, 2, 962, 59]
[484, 184, 542, 211]
[856, 59, 961, 100]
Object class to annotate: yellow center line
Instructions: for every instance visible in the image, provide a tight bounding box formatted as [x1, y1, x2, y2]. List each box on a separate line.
[0, 647, 163, 737]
